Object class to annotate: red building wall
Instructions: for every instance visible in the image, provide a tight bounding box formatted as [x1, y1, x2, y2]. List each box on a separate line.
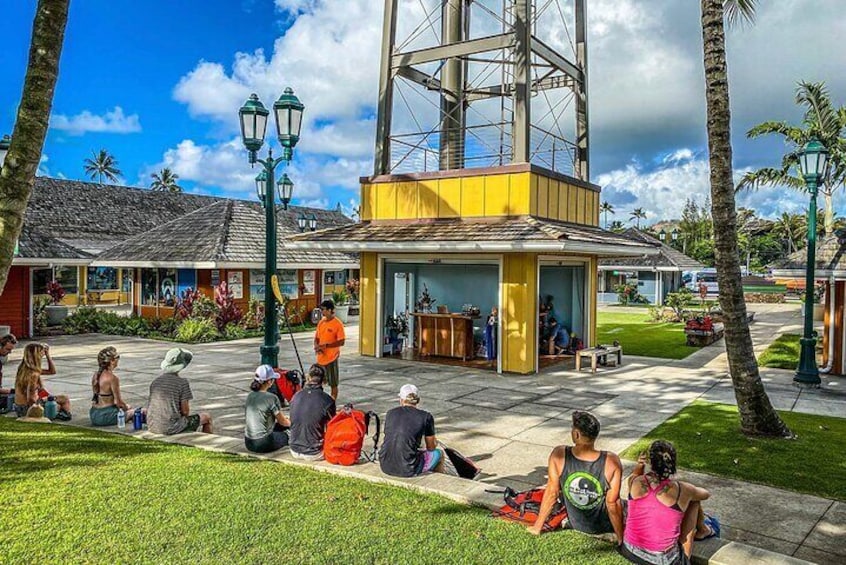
[0, 266, 31, 338]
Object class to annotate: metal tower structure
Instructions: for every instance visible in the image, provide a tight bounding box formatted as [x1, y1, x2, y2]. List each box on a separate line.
[374, 0, 588, 181]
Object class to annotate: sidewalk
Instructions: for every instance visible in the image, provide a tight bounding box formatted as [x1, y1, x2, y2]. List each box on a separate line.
[19, 302, 844, 564]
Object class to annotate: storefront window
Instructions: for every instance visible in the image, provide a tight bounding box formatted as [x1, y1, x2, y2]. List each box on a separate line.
[121, 269, 133, 293]
[159, 269, 177, 307]
[53, 266, 79, 294]
[87, 267, 118, 291]
[141, 269, 158, 306]
[32, 268, 52, 295]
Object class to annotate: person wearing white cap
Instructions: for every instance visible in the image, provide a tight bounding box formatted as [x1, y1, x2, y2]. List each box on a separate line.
[379, 384, 443, 477]
[146, 348, 212, 435]
[244, 365, 291, 453]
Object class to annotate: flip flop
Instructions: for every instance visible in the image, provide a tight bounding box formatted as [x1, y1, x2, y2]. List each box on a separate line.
[697, 515, 721, 540]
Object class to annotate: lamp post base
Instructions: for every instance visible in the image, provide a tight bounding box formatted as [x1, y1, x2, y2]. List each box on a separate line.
[260, 344, 279, 368]
[793, 337, 821, 386]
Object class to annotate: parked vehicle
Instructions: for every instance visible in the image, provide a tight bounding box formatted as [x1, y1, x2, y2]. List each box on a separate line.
[683, 269, 719, 295]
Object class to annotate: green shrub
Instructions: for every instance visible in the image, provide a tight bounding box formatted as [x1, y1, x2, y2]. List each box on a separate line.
[664, 288, 693, 321]
[190, 294, 218, 320]
[175, 318, 218, 343]
[62, 306, 101, 334]
[33, 296, 50, 335]
[223, 325, 247, 340]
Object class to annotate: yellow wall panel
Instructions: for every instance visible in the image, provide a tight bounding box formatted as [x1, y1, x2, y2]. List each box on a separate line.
[568, 184, 578, 223]
[558, 182, 568, 221]
[438, 177, 462, 218]
[461, 176, 485, 217]
[535, 175, 548, 218]
[594, 192, 601, 225]
[576, 188, 586, 224]
[530, 174, 540, 216]
[500, 253, 537, 374]
[485, 174, 510, 216]
[359, 252, 378, 356]
[395, 181, 419, 219]
[547, 177, 558, 220]
[508, 173, 530, 215]
[375, 183, 397, 220]
[361, 183, 374, 220]
[418, 180, 439, 218]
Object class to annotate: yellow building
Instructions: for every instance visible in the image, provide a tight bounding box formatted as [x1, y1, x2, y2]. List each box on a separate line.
[284, 0, 656, 374]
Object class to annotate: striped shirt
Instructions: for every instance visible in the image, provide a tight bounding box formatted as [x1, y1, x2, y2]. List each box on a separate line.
[147, 372, 193, 435]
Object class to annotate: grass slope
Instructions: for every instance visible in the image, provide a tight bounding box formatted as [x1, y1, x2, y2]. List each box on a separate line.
[597, 311, 698, 360]
[0, 419, 624, 564]
[621, 401, 846, 500]
[757, 333, 801, 369]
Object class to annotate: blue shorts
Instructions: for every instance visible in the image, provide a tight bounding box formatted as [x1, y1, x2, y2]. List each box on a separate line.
[416, 448, 442, 475]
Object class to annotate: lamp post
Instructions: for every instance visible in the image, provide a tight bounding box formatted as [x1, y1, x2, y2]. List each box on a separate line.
[794, 138, 828, 386]
[308, 213, 317, 232]
[658, 229, 667, 242]
[297, 213, 307, 232]
[0, 134, 10, 166]
[239, 88, 305, 367]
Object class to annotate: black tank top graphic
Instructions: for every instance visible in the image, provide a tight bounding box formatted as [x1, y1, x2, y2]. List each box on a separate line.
[559, 447, 613, 534]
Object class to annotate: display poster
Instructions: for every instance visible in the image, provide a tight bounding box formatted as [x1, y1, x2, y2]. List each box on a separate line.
[279, 269, 298, 284]
[228, 271, 244, 299]
[324, 272, 335, 285]
[211, 269, 221, 287]
[302, 270, 316, 295]
[249, 270, 265, 301]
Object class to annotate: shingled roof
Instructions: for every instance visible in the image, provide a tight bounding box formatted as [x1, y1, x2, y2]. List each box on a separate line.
[283, 216, 658, 256]
[16, 177, 357, 268]
[93, 199, 357, 268]
[771, 233, 846, 276]
[598, 228, 703, 270]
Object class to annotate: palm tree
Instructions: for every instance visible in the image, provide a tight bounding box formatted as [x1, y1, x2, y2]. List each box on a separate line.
[629, 208, 647, 229]
[83, 149, 121, 185]
[600, 201, 615, 229]
[738, 81, 846, 235]
[0, 0, 70, 295]
[772, 212, 804, 253]
[150, 168, 182, 192]
[701, 0, 791, 437]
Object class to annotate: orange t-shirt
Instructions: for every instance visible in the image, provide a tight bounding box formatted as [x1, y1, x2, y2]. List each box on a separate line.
[316, 317, 345, 366]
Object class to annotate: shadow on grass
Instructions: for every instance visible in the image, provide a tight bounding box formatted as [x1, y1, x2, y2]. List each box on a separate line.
[758, 334, 800, 369]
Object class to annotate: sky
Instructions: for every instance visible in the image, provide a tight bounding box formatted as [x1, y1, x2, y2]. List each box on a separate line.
[1, 0, 845, 223]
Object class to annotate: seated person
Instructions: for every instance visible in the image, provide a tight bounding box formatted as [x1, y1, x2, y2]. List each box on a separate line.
[147, 348, 212, 435]
[529, 411, 624, 541]
[90, 346, 137, 426]
[13, 343, 71, 420]
[379, 384, 443, 478]
[619, 441, 718, 565]
[545, 317, 571, 355]
[244, 365, 292, 453]
[289, 364, 336, 460]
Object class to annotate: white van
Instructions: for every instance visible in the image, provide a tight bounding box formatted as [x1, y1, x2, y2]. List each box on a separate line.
[683, 269, 719, 295]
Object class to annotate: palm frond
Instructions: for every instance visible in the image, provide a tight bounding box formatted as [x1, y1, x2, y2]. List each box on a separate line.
[746, 121, 804, 143]
[736, 167, 803, 192]
[724, 0, 757, 26]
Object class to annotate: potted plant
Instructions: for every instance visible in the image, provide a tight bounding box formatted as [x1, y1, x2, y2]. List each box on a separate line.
[332, 290, 350, 323]
[345, 278, 361, 316]
[45, 280, 69, 326]
[385, 312, 409, 354]
[415, 283, 436, 313]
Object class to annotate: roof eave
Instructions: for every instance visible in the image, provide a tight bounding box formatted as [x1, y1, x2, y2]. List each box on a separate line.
[12, 257, 92, 266]
[283, 239, 657, 256]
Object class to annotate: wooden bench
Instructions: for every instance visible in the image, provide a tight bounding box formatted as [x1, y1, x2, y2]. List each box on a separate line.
[575, 345, 623, 373]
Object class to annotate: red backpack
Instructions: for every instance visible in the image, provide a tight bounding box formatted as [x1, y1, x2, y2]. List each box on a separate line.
[324, 404, 381, 466]
[270, 369, 302, 404]
[491, 487, 568, 532]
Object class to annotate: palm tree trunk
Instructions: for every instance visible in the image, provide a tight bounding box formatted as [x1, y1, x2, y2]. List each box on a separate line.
[0, 0, 70, 296]
[701, 0, 791, 437]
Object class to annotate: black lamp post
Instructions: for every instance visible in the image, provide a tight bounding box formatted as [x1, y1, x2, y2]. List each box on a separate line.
[658, 229, 667, 242]
[239, 89, 305, 367]
[297, 213, 307, 232]
[794, 138, 828, 386]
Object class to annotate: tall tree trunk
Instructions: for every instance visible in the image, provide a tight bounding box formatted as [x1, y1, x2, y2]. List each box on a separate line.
[822, 190, 834, 236]
[701, 0, 791, 437]
[0, 0, 70, 295]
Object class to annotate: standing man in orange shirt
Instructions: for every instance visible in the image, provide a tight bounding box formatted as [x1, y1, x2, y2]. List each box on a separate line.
[314, 300, 346, 400]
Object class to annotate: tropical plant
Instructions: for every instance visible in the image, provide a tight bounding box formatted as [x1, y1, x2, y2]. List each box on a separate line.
[0, 0, 70, 296]
[150, 167, 182, 192]
[613, 283, 645, 306]
[771, 212, 805, 254]
[664, 288, 694, 322]
[174, 287, 202, 320]
[608, 220, 625, 233]
[332, 289, 349, 306]
[345, 278, 360, 303]
[213, 281, 242, 331]
[629, 208, 647, 229]
[83, 149, 122, 185]
[45, 279, 66, 304]
[61, 306, 100, 334]
[738, 81, 846, 236]
[175, 318, 218, 343]
[700, 0, 790, 437]
[242, 297, 265, 329]
[32, 296, 50, 334]
[600, 201, 615, 229]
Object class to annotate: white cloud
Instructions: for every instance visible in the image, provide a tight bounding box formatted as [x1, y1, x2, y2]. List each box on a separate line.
[51, 106, 141, 136]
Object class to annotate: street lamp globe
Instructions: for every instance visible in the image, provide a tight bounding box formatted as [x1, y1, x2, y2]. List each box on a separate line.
[239, 94, 270, 157]
[297, 213, 307, 232]
[277, 173, 294, 209]
[274, 87, 305, 156]
[308, 213, 317, 231]
[255, 170, 268, 201]
[658, 229, 666, 242]
[0, 134, 10, 166]
[671, 229, 679, 242]
[798, 138, 828, 185]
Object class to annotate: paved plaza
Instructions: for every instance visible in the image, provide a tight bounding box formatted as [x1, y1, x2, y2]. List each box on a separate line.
[11, 303, 844, 564]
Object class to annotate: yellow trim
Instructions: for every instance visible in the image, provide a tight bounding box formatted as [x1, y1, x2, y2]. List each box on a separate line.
[460, 176, 485, 217]
[500, 253, 537, 374]
[396, 181, 418, 219]
[359, 252, 378, 356]
[438, 177, 462, 218]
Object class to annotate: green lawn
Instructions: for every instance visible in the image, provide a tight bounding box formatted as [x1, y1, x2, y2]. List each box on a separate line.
[758, 333, 801, 369]
[597, 311, 698, 359]
[621, 401, 846, 500]
[0, 419, 624, 564]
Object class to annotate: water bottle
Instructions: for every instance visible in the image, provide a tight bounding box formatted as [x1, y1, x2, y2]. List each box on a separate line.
[117, 408, 126, 429]
[43, 396, 58, 420]
[133, 409, 143, 430]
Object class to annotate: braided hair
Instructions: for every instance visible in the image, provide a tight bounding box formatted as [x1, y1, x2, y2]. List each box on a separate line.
[648, 440, 677, 480]
[92, 347, 119, 397]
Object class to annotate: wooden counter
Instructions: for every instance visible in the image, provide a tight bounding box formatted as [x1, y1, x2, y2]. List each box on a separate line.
[411, 312, 477, 361]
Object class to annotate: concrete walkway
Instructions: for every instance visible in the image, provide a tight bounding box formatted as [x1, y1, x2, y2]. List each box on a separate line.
[14, 303, 844, 564]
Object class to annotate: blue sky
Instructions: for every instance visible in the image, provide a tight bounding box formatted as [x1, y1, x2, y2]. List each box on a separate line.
[2, 0, 845, 222]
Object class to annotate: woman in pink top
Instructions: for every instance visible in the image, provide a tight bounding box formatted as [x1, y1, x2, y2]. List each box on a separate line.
[619, 441, 719, 565]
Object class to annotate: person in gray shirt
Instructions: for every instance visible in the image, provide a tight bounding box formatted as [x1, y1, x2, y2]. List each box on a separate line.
[146, 348, 212, 435]
[244, 365, 291, 453]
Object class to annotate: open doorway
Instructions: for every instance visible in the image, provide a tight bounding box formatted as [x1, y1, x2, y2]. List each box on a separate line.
[539, 263, 587, 369]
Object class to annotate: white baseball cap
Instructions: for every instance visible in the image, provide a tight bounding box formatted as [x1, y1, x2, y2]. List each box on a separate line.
[398, 383, 419, 400]
[254, 365, 276, 383]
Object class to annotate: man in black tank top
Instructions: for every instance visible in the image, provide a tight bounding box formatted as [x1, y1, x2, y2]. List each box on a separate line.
[528, 411, 624, 543]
